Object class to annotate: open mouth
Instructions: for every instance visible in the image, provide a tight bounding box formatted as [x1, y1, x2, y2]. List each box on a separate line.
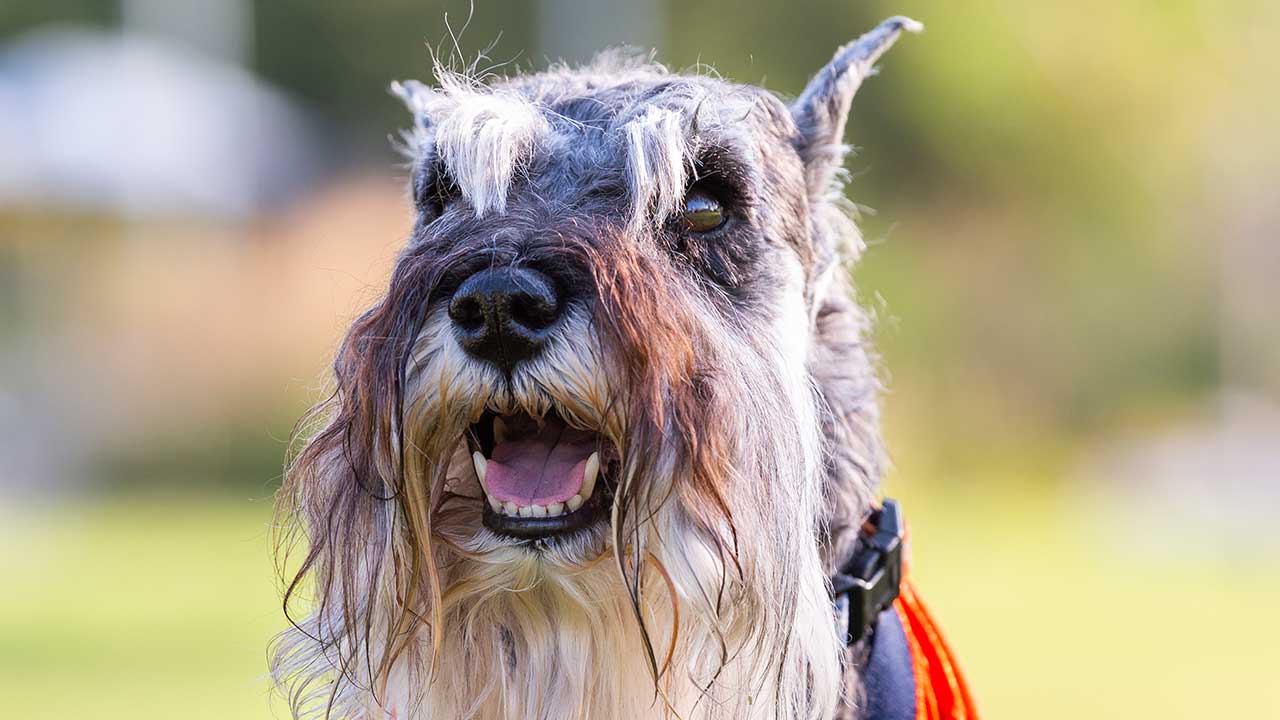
[467, 408, 617, 541]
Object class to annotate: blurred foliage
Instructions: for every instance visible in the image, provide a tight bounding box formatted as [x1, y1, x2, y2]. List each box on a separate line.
[253, 0, 536, 147]
[0, 0, 113, 36]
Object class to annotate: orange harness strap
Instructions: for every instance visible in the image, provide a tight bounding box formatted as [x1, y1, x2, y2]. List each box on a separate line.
[894, 576, 980, 720]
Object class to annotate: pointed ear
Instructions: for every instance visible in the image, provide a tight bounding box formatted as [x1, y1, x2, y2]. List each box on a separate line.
[390, 79, 436, 129]
[790, 16, 922, 196]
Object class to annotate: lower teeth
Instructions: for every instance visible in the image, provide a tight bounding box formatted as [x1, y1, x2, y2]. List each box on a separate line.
[487, 493, 589, 518]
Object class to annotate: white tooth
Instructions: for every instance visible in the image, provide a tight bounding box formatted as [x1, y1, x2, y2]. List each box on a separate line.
[547, 502, 564, 515]
[567, 494, 583, 512]
[580, 452, 599, 499]
[530, 504, 547, 517]
[472, 452, 487, 484]
[503, 501, 519, 516]
[488, 495, 501, 512]
[493, 417, 507, 444]
[518, 506, 533, 518]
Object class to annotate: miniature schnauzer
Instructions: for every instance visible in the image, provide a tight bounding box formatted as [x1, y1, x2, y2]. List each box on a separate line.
[273, 16, 923, 720]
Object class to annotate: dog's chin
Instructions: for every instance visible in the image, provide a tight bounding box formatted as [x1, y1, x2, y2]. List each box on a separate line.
[463, 406, 619, 544]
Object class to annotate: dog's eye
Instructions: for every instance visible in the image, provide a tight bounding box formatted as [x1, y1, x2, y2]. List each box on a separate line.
[417, 162, 460, 219]
[681, 190, 725, 233]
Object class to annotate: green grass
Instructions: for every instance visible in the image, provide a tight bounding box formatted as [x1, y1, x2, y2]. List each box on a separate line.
[895, 480, 1280, 719]
[0, 495, 284, 719]
[2, 485, 1276, 719]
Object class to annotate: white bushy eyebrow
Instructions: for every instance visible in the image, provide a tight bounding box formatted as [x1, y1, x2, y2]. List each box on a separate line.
[393, 74, 549, 217]
[623, 106, 691, 233]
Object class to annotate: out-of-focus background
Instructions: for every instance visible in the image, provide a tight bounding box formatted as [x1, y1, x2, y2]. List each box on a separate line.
[1, 1, 1277, 718]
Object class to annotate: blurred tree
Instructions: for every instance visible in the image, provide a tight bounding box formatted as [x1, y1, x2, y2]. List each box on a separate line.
[0, 0, 114, 37]
[252, 0, 535, 160]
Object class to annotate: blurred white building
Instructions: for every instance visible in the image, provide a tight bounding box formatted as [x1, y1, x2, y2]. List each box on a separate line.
[0, 28, 317, 220]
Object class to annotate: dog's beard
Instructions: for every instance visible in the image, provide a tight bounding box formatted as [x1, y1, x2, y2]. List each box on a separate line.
[274, 285, 843, 720]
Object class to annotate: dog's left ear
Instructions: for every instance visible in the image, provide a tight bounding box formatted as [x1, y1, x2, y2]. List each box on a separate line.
[790, 16, 922, 197]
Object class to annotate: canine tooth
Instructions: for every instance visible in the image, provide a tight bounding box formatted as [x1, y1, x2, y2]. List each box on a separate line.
[472, 452, 487, 484]
[567, 494, 584, 512]
[530, 504, 547, 517]
[518, 506, 533, 518]
[580, 452, 600, 499]
[488, 495, 501, 512]
[547, 502, 564, 515]
[503, 501, 518, 516]
[493, 417, 507, 444]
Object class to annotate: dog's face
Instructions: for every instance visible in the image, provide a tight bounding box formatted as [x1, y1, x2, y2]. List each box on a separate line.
[275, 18, 918, 720]
[393, 62, 819, 552]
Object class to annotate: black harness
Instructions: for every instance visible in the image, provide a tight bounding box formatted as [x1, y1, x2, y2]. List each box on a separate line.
[831, 498, 904, 645]
[831, 499, 916, 720]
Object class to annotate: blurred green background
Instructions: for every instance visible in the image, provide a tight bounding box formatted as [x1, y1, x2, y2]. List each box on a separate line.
[1, 1, 1277, 718]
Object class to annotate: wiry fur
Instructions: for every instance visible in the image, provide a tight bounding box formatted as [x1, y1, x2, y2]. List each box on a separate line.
[273, 17, 920, 720]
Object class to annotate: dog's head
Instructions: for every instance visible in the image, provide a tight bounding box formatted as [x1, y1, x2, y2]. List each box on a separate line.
[275, 17, 918, 720]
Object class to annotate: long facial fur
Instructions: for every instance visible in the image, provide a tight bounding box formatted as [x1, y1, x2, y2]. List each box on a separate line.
[273, 18, 920, 720]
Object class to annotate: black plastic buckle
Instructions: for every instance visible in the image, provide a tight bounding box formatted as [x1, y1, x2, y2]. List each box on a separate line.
[831, 498, 904, 645]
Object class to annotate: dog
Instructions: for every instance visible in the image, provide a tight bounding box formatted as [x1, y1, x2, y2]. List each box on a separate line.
[271, 16, 959, 720]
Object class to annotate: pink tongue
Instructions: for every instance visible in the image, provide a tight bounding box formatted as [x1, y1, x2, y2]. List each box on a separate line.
[484, 422, 596, 506]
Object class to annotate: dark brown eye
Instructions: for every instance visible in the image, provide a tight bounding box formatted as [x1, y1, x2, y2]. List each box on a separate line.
[681, 190, 725, 232]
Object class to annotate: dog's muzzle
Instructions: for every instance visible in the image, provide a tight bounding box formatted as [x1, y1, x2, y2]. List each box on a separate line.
[446, 264, 618, 541]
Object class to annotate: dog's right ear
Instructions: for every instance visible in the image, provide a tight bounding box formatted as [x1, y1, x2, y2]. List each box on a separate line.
[391, 79, 437, 130]
[790, 16, 922, 197]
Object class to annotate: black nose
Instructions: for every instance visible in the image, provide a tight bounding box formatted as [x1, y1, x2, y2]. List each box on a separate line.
[448, 267, 563, 370]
